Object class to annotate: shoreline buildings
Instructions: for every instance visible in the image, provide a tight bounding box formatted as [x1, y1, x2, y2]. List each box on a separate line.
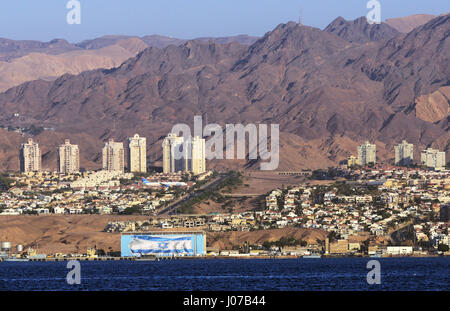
[394, 140, 414, 166]
[421, 148, 446, 170]
[58, 139, 79, 174]
[128, 134, 147, 173]
[102, 139, 124, 173]
[20, 138, 41, 173]
[357, 141, 376, 166]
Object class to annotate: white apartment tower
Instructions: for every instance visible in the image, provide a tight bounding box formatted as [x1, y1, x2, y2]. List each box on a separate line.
[162, 134, 206, 174]
[102, 139, 124, 173]
[421, 148, 446, 170]
[58, 139, 80, 174]
[189, 136, 206, 175]
[394, 140, 414, 166]
[20, 138, 41, 173]
[128, 134, 147, 173]
[162, 133, 186, 173]
[357, 141, 376, 166]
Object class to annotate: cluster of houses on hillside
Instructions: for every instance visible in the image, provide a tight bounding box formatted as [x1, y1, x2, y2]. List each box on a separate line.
[0, 171, 191, 216]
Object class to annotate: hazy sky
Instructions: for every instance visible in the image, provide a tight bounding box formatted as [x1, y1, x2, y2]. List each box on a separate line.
[0, 0, 448, 42]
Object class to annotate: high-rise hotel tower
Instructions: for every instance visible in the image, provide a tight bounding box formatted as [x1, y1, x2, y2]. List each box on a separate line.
[128, 134, 147, 173]
[102, 139, 124, 173]
[162, 134, 206, 175]
[421, 148, 446, 170]
[189, 136, 206, 175]
[162, 133, 186, 173]
[394, 140, 414, 166]
[58, 139, 80, 174]
[357, 141, 376, 166]
[20, 138, 42, 173]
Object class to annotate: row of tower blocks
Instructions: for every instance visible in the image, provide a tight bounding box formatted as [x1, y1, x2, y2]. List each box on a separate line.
[348, 140, 446, 170]
[19, 137, 446, 174]
[20, 134, 207, 175]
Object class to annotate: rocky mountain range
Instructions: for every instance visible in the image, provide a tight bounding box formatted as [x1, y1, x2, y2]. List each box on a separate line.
[324, 16, 401, 43]
[0, 34, 258, 92]
[0, 14, 448, 172]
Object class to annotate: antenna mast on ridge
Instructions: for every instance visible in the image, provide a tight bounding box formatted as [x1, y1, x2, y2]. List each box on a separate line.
[299, 4, 303, 25]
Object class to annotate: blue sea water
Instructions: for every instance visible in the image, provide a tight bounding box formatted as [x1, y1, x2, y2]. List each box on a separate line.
[0, 258, 448, 291]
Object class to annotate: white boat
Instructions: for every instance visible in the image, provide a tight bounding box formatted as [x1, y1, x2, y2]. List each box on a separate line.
[4, 258, 29, 262]
[302, 254, 321, 258]
[134, 255, 157, 261]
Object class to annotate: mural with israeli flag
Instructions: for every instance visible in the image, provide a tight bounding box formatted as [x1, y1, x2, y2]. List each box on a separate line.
[121, 233, 206, 257]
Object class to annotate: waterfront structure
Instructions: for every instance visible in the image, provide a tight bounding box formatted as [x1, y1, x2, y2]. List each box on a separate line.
[162, 133, 187, 173]
[58, 139, 79, 174]
[325, 238, 330, 254]
[188, 136, 206, 175]
[20, 138, 41, 173]
[121, 232, 206, 257]
[394, 140, 414, 166]
[357, 141, 376, 166]
[329, 239, 350, 254]
[102, 139, 124, 173]
[128, 134, 147, 173]
[421, 148, 446, 170]
[386, 246, 413, 256]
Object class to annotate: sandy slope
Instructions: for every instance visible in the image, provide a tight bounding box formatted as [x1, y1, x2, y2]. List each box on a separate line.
[0, 215, 149, 254]
[385, 14, 436, 33]
[208, 227, 328, 250]
[0, 38, 148, 92]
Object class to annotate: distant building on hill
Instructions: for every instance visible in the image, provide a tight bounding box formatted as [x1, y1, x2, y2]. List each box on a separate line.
[58, 139, 79, 174]
[20, 138, 41, 173]
[188, 136, 206, 175]
[357, 141, 376, 166]
[347, 155, 357, 167]
[162, 133, 186, 173]
[162, 134, 206, 175]
[102, 139, 124, 173]
[128, 134, 147, 173]
[394, 140, 414, 166]
[421, 148, 446, 170]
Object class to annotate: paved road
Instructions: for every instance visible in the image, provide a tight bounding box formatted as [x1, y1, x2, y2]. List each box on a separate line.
[221, 193, 261, 197]
[156, 173, 230, 216]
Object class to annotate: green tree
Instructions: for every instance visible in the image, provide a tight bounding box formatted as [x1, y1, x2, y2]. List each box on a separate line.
[0, 174, 13, 191]
[120, 205, 142, 215]
[437, 244, 449, 252]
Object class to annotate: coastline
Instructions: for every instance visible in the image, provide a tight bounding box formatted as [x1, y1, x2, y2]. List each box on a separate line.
[1, 254, 448, 262]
